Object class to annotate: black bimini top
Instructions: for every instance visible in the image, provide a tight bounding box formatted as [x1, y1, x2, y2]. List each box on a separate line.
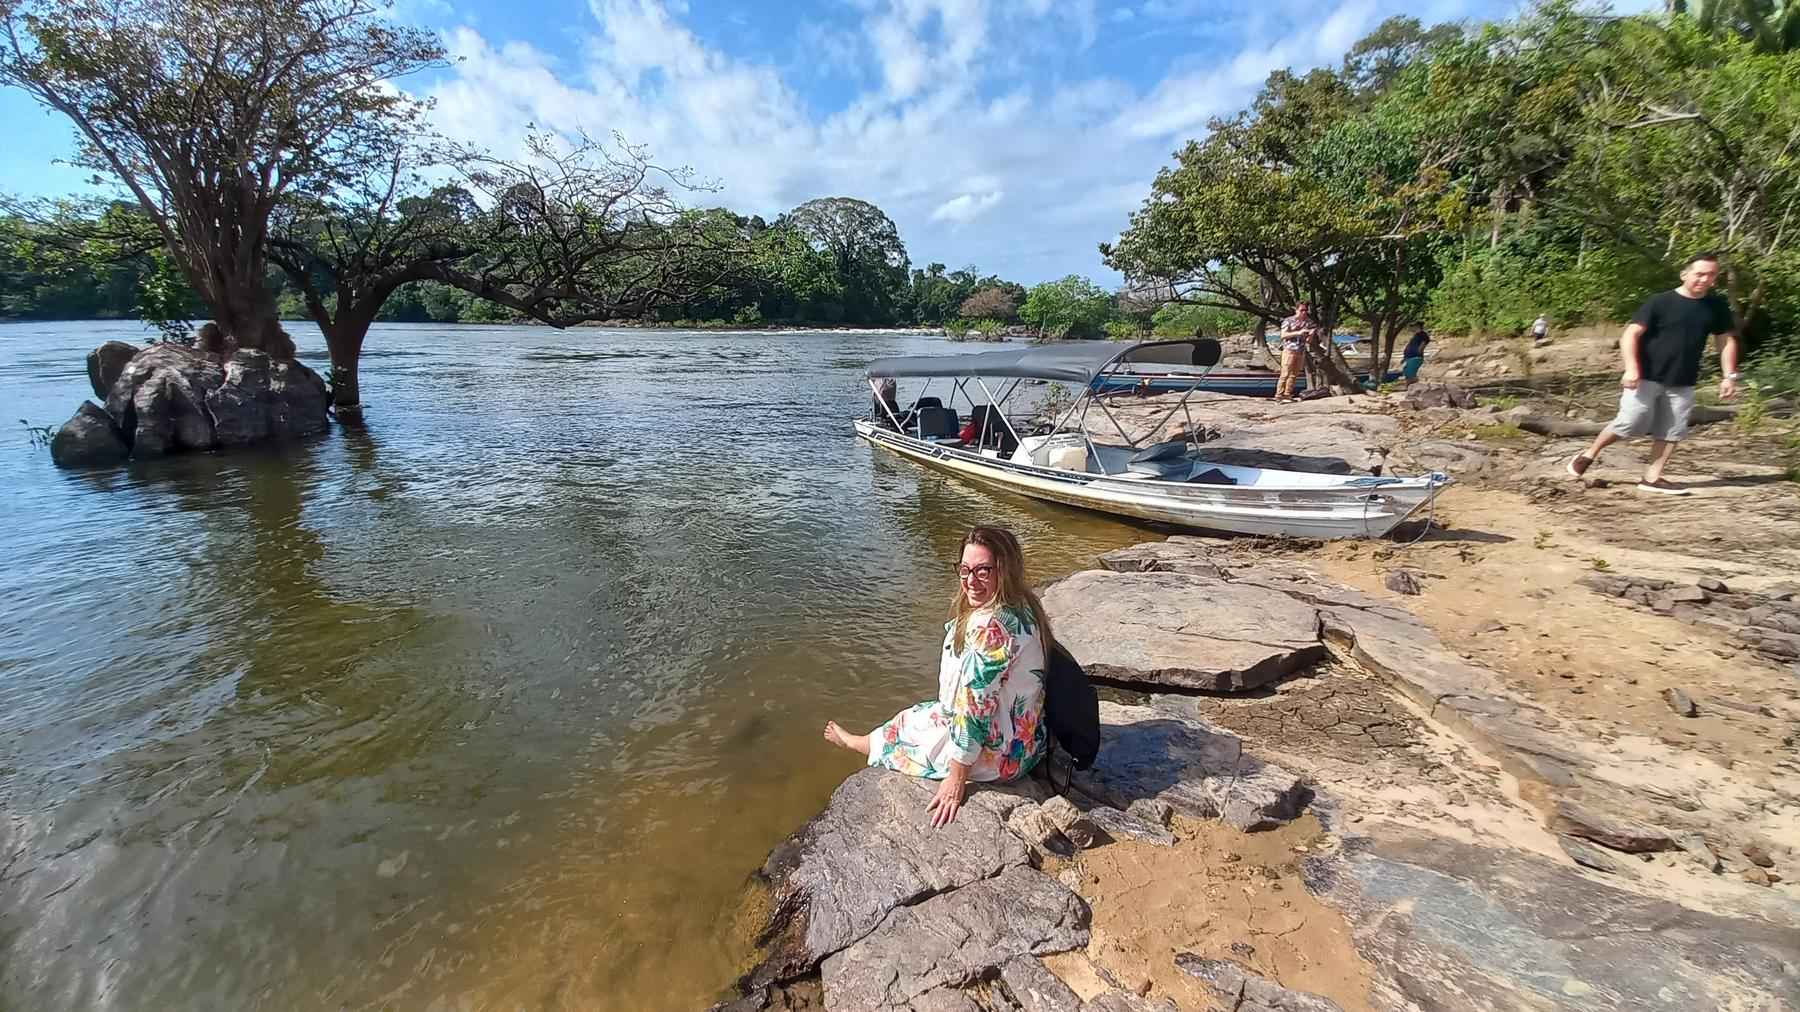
[865, 339, 1221, 385]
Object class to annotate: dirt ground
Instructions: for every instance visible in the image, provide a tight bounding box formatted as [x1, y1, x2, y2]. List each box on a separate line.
[1044, 815, 1375, 1012]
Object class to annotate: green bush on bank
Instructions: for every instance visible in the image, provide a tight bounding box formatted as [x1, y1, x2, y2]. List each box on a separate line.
[1425, 243, 1661, 336]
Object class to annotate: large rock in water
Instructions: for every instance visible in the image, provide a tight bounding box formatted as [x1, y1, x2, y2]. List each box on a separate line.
[1042, 569, 1325, 692]
[86, 340, 140, 399]
[49, 401, 129, 467]
[81, 342, 328, 463]
[104, 343, 224, 457]
[206, 349, 331, 447]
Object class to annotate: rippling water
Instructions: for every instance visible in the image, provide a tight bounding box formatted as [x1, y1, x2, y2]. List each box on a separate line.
[0, 321, 1151, 1010]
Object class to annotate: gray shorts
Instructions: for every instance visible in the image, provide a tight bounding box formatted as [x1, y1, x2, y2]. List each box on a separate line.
[1608, 381, 1696, 442]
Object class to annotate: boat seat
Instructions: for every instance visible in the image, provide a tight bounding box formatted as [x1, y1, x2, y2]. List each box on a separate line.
[1124, 439, 1191, 477]
[912, 396, 943, 412]
[911, 406, 962, 442]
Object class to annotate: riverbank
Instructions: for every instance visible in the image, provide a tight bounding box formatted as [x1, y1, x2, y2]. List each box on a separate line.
[715, 332, 1800, 1009]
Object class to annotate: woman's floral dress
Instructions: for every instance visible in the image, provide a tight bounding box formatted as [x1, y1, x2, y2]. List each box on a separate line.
[868, 604, 1048, 783]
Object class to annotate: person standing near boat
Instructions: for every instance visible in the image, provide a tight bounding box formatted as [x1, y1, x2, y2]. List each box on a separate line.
[823, 525, 1051, 827]
[1401, 326, 1431, 386]
[1275, 302, 1316, 402]
[1566, 252, 1740, 494]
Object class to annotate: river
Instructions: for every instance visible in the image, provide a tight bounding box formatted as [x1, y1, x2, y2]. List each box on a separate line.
[0, 321, 1152, 1010]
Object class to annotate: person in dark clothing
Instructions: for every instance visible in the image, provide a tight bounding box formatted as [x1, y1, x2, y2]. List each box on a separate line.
[1567, 253, 1741, 494]
[1401, 327, 1431, 385]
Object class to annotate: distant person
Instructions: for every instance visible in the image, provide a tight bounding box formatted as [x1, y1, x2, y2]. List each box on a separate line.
[1401, 327, 1431, 386]
[823, 525, 1051, 827]
[873, 377, 900, 425]
[1275, 302, 1316, 402]
[1531, 315, 1550, 346]
[1566, 253, 1740, 494]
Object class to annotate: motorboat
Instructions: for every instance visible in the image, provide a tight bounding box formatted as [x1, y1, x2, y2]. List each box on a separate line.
[855, 339, 1449, 539]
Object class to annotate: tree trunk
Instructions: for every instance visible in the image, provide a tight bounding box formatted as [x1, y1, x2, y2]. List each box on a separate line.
[323, 316, 372, 426]
[1375, 319, 1398, 381]
[1249, 317, 1278, 369]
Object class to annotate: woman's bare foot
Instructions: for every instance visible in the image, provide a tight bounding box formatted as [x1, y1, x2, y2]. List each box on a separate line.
[823, 721, 870, 757]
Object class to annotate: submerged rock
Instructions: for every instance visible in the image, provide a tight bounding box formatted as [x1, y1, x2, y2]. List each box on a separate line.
[49, 401, 129, 467]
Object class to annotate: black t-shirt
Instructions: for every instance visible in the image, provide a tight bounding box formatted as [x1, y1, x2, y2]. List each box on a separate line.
[1631, 290, 1734, 387]
[1403, 332, 1430, 359]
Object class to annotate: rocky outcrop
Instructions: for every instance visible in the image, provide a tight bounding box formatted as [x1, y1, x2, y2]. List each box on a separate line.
[1175, 956, 1343, 1012]
[1043, 570, 1325, 693]
[105, 343, 225, 456]
[742, 769, 1044, 988]
[1309, 829, 1800, 1010]
[206, 349, 332, 448]
[54, 341, 329, 467]
[1075, 702, 1306, 831]
[1399, 383, 1476, 410]
[818, 865, 1089, 1009]
[1582, 572, 1800, 662]
[85, 340, 139, 399]
[49, 401, 129, 467]
[727, 700, 1311, 1009]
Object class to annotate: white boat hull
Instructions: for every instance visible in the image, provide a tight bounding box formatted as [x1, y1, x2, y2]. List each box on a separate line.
[854, 420, 1447, 539]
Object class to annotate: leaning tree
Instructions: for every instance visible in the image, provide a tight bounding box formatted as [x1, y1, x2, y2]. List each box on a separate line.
[0, 0, 444, 356]
[268, 130, 747, 419]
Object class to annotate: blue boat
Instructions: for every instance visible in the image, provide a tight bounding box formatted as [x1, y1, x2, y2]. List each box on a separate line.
[1091, 367, 1392, 397]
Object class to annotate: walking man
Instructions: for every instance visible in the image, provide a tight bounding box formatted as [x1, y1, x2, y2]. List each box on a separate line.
[1275, 302, 1314, 401]
[1567, 253, 1740, 494]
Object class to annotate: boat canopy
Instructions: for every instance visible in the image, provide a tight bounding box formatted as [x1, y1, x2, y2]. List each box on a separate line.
[865, 338, 1221, 384]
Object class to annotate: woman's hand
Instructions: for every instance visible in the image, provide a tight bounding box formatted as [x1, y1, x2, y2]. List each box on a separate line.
[927, 764, 970, 827]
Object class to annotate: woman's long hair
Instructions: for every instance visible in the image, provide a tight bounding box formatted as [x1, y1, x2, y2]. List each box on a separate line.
[948, 525, 1054, 654]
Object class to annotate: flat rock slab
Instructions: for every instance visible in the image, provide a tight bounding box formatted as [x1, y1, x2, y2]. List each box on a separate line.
[744, 769, 1035, 987]
[1044, 570, 1325, 692]
[1175, 955, 1343, 1012]
[1310, 830, 1800, 1010]
[1073, 702, 1306, 831]
[819, 865, 1089, 1010]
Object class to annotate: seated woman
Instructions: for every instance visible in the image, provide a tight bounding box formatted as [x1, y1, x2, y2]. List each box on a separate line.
[824, 525, 1052, 826]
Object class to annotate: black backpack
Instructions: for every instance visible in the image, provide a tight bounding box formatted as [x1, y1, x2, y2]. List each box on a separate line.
[1044, 642, 1100, 773]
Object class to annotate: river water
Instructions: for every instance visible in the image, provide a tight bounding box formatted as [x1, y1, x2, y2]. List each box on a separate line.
[0, 321, 1150, 1010]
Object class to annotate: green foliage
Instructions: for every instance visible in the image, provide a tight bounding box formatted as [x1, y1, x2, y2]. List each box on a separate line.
[1020, 275, 1114, 338]
[1426, 239, 1662, 335]
[1103, 320, 1142, 340]
[946, 317, 1007, 341]
[1150, 302, 1254, 337]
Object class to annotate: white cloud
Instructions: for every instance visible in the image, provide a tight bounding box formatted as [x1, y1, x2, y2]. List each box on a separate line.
[930, 190, 1005, 223]
[420, 0, 1495, 284]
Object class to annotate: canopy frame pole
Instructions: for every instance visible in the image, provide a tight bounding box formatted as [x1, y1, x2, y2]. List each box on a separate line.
[975, 376, 1024, 453]
[1090, 394, 1137, 446]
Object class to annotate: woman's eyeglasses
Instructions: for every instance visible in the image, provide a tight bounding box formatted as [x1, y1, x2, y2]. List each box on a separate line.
[957, 564, 997, 581]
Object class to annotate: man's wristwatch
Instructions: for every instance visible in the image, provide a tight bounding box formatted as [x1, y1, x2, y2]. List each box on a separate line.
[1726, 371, 1742, 380]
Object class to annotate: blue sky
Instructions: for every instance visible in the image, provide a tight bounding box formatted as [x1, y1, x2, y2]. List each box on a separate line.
[0, 0, 1649, 285]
